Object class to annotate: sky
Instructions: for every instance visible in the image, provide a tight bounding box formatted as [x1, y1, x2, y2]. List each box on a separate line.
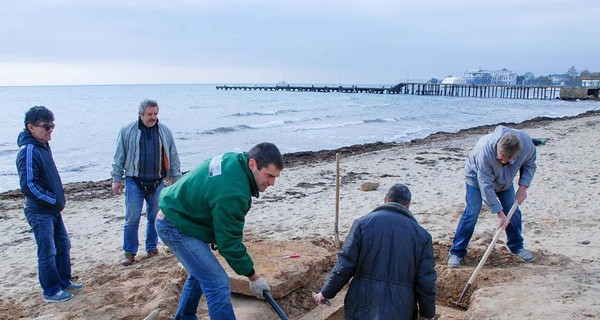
[1, 0, 599, 86]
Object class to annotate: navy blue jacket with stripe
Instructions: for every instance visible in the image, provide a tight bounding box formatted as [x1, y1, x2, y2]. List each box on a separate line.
[16, 129, 65, 214]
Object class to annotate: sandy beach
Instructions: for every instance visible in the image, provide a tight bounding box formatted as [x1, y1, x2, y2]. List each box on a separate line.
[1, 110, 599, 319]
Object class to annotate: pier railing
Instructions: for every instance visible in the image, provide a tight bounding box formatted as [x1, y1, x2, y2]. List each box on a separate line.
[216, 83, 562, 100]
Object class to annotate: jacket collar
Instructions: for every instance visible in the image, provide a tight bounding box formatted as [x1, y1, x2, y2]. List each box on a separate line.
[370, 202, 418, 223]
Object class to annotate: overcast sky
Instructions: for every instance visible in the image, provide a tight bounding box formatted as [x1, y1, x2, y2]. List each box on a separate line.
[1, 0, 598, 86]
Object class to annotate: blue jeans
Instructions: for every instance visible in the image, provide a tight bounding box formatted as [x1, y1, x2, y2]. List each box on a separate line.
[450, 183, 524, 258]
[123, 177, 163, 254]
[156, 216, 235, 320]
[24, 211, 73, 296]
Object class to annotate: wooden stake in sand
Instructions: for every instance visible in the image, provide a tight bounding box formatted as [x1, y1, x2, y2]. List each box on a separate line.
[335, 153, 340, 248]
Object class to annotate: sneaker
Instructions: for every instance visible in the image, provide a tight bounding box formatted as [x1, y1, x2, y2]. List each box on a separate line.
[64, 282, 84, 290]
[147, 248, 159, 258]
[448, 254, 462, 268]
[44, 290, 73, 303]
[121, 252, 135, 266]
[513, 248, 534, 262]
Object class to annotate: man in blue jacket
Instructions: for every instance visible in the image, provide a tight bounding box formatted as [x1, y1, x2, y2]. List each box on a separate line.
[315, 184, 436, 320]
[16, 106, 83, 303]
[448, 125, 537, 268]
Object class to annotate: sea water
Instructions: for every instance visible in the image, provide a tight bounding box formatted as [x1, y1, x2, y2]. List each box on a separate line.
[1, 83, 598, 192]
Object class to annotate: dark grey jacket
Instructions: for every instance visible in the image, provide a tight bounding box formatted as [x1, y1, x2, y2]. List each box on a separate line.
[320, 203, 436, 320]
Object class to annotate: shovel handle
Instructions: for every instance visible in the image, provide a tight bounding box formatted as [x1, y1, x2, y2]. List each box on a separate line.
[263, 290, 289, 320]
[467, 202, 519, 285]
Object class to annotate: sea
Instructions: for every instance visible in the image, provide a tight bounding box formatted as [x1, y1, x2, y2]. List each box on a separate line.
[1, 83, 598, 193]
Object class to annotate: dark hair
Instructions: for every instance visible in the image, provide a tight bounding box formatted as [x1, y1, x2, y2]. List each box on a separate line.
[385, 183, 411, 207]
[24, 106, 54, 129]
[247, 142, 284, 170]
[139, 99, 159, 115]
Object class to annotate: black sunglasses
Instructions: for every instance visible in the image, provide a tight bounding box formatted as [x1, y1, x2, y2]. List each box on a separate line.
[34, 123, 56, 131]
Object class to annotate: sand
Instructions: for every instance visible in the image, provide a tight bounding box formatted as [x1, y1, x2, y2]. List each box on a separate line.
[0, 110, 599, 319]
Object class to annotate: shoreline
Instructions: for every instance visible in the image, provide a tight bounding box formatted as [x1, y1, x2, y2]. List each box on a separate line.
[2, 109, 598, 198]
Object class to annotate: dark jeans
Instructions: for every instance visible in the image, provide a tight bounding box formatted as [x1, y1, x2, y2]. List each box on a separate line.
[123, 176, 163, 254]
[24, 211, 73, 296]
[450, 183, 524, 258]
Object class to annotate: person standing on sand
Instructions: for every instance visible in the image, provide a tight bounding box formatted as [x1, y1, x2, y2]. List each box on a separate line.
[314, 183, 436, 320]
[448, 125, 537, 268]
[16, 106, 84, 303]
[156, 142, 282, 319]
[111, 99, 181, 266]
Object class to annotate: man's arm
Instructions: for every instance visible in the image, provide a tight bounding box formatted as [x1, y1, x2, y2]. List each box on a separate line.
[111, 127, 127, 195]
[319, 220, 362, 300]
[17, 145, 62, 208]
[476, 157, 503, 214]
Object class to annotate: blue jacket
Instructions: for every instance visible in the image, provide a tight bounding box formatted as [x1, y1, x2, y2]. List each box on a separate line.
[464, 125, 537, 213]
[111, 119, 181, 183]
[320, 203, 436, 320]
[16, 130, 65, 214]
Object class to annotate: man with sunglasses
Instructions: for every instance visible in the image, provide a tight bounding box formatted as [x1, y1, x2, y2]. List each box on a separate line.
[111, 99, 181, 266]
[448, 125, 537, 268]
[16, 106, 84, 303]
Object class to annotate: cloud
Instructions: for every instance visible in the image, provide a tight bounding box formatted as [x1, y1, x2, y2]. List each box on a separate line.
[1, 0, 599, 85]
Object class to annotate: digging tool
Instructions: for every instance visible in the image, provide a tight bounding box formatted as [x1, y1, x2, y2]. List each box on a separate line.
[335, 153, 340, 248]
[453, 201, 519, 308]
[263, 290, 289, 320]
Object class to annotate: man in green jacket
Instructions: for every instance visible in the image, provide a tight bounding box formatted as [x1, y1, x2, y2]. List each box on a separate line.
[156, 142, 283, 319]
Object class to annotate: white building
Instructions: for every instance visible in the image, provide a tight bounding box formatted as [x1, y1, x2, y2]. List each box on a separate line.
[581, 79, 600, 87]
[441, 76, 467, 85]
[492, 68, 517, 85]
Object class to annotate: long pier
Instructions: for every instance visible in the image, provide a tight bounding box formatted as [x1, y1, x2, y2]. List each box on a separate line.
[216, 83, 561, 100]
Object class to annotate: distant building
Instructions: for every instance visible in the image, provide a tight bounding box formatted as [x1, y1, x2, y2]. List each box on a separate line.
[581, 79, 600, 87]
[441, 76, 467, 85]
[464, 69, 492, 85]
[492, 68, 517, 85]
[549, 74, 572, 86]
[464, 68, 517, 85]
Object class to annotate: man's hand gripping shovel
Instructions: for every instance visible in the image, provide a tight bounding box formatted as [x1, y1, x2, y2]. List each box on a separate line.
[453, 201, 520, 309]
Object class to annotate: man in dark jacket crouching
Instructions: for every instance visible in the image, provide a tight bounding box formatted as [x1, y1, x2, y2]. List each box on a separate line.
[314, 183, 436, 320]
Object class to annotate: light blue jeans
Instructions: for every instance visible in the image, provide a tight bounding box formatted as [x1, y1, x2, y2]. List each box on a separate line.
[450, 183, 524, 258]
[123, 177, 163, 255]
[156, 216, 236, 320]
[24, 211, 73, 296]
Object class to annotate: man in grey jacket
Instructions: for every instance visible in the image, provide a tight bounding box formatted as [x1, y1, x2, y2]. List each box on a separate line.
[111, 99, 181, 266]
[314, 184, 436, 320]
[448, 125, 537, 268]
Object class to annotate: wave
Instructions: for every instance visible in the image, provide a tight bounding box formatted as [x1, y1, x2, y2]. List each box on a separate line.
[230, 109, 298, 117]
[59, 163, 97, 173]
[0, 170, 17, 177]
[0, 149, 18, 157]
[295, 117, 402, 131]
[200, 125, 254, 135]
[363, 117, 399, 124]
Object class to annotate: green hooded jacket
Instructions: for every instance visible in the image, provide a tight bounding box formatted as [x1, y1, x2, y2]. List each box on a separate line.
[159, 152, 259, 275]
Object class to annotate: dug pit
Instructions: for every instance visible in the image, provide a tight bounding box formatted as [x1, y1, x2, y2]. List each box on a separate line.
[0, 237, 569, 319]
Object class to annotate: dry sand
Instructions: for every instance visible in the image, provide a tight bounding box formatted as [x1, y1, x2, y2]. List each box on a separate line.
[1, 110, 599, 319]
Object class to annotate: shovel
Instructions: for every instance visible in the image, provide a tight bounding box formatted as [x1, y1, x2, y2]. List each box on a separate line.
[453, 201, 519, 308]
[263, 290, 289, 320]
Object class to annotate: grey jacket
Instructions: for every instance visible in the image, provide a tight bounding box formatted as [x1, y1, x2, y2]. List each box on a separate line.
[320, 203, 436, 320]
[111, 119, 181, 183]
[465, 125, 537, 213]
